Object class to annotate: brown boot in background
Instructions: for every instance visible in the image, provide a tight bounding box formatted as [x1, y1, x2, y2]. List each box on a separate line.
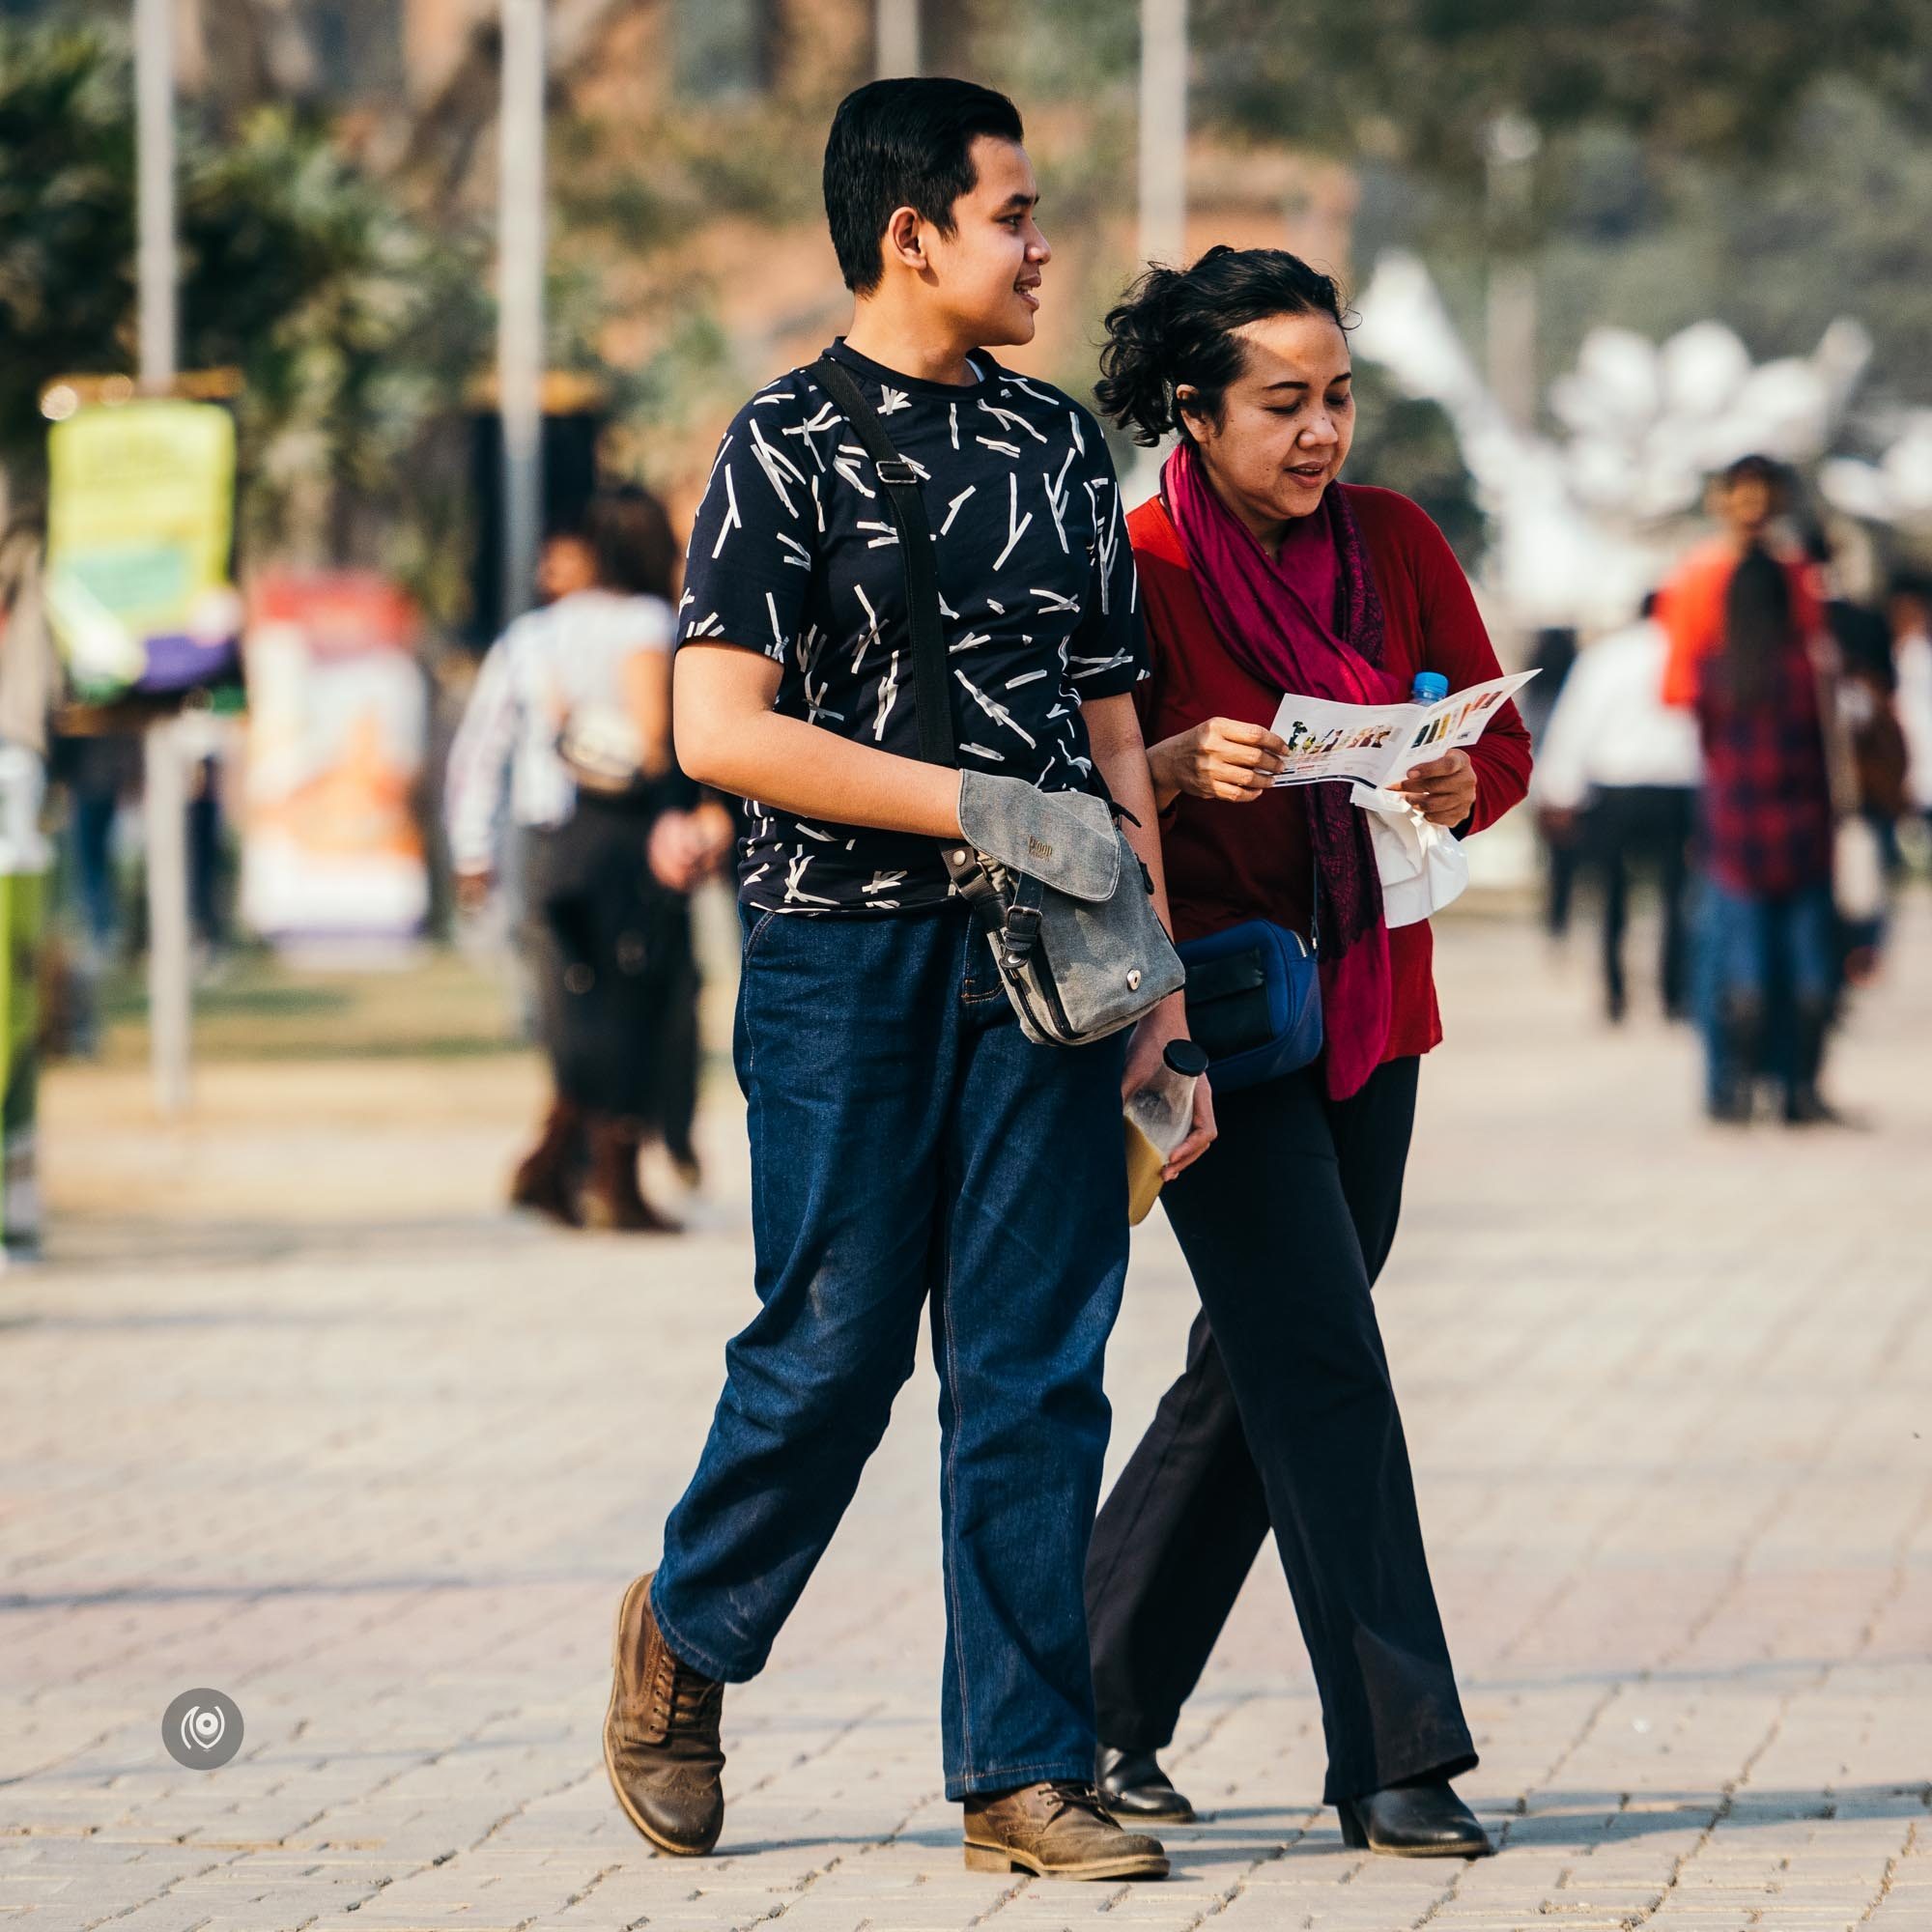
[962, 1780, 1169, 1880]
[604, 1571, 726, 1856]
[582, 1115, 681, 1233]
[509, 1098, 582, 1226]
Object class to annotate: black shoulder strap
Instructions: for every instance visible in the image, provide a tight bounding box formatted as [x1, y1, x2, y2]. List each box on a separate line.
[810, 355, 956, 770]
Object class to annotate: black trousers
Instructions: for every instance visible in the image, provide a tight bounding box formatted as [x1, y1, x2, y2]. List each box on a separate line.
[1085, 1057, 1475, 1805]
[1588, 784, 1695, 1019]
[524, 795, 696, 1123]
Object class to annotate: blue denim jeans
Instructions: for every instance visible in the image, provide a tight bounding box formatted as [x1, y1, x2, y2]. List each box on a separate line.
[652, 902, 1130, 1798]
[1694, 875, 1835, 1102]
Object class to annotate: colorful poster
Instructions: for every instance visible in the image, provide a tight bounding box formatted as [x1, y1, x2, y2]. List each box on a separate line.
[0, 862, 44, 1264]
[44, 399, 242, 696]
[240, 574, 429, 945]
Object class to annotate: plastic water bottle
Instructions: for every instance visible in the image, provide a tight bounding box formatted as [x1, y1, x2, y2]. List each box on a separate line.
[1124, 1038, 1211, 1226]
[1411, 671, 1449, 704]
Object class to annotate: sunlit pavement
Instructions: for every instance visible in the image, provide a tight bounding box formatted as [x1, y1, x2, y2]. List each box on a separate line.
[6, 899, 1930, 1931]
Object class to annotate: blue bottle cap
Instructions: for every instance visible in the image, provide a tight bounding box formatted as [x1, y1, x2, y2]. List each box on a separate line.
[1410, 671, 1449, 704]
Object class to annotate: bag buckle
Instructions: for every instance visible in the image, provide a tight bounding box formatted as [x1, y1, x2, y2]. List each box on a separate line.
[875, 458, 919, 485]
[1001, 898, 1042, 967]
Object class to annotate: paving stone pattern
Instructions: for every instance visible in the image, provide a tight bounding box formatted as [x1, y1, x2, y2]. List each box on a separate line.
[5, 907, 1930, 1931]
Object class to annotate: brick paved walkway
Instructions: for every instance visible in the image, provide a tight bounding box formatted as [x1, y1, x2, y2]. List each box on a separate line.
[5, 904, 1930, 1931]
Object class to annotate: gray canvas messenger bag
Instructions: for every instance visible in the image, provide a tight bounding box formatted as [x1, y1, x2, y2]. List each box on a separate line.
[810, 355, 1183, 1048]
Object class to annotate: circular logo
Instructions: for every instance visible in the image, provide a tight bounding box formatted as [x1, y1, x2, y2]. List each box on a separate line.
[160, 1688, 243, 1769]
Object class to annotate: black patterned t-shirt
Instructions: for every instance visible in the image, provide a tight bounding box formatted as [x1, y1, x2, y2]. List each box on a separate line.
[676, 339, 1146, 915]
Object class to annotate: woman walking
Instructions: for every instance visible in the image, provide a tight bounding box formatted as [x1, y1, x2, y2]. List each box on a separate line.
[1083, 247, 1531, 1856]
[1658, 457, 1840, 1122]
[446, 486, 726, 1229]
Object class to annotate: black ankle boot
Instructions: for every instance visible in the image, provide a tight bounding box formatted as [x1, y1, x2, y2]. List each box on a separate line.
[1782, 1000, 1841, 1125]
[1094, 1745, 1196, 1825]
[1337, 1779, 1493, 1858]
[1707, 995, 1762, 1123]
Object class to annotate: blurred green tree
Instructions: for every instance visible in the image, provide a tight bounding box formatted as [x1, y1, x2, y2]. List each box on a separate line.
[1183, 0, 1928, 188]
[1345, 362, 1489, 567]
[0, 20, 490, 601]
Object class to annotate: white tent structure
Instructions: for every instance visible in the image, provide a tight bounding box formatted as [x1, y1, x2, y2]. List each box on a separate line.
[1353, 249, 1874, 632]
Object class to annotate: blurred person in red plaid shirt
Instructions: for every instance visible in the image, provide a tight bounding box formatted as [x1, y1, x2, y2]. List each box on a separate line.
[1658, 456, 1842, 1124]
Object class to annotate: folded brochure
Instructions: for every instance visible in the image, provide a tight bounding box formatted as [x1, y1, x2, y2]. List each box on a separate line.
[1265, 670, 1537, 790]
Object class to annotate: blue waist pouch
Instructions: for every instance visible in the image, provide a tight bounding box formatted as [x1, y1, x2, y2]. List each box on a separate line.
[1178, 919, 1323, 1094]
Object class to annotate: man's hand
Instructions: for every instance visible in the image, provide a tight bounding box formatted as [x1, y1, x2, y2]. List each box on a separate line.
[1149, 718, 1287, 809]
[455, 868, 494, 914]
[1391, 750, 1478, 828]
[1122, 994, 1217, 1182]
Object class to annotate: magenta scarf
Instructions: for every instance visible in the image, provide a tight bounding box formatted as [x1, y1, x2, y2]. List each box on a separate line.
[1161, 442, 1405, 1098]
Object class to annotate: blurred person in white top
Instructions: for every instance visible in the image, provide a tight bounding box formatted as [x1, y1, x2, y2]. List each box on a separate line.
[1533, 592, 1703, 1022]
[1890, 573, 1932, 821]
[444, 488, 733, 1231]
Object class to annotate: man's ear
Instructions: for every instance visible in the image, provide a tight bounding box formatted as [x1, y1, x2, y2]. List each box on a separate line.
[881, 204, 928, 274]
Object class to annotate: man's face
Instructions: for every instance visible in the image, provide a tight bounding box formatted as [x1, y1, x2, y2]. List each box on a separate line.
[1719, 473, 1776, 539]
[923, 136, 1050, 348]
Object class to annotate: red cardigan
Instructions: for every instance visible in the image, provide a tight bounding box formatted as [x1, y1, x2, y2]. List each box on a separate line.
[1131, 485, 1532, 1065]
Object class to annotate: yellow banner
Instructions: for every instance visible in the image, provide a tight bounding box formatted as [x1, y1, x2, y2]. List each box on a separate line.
[45, 399, 240, 695]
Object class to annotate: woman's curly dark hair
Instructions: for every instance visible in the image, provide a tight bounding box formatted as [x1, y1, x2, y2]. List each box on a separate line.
[1094, 244, 1350, 447]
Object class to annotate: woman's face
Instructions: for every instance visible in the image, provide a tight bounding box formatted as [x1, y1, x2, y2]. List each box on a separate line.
[538, 535, 598, 602]
[1181, 311, 1354, 535]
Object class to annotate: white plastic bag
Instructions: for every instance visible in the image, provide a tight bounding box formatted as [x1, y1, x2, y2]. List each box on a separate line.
[1350, 783, 1470, 928]
[1833, 815, 1887, 923]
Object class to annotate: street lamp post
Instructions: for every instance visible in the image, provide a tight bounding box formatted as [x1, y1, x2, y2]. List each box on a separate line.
[136, 0, 192, 1118]
[498, 0, 546, 629]
[1139, 0, 1187, 269]
[1485, 110, 1541, 435]
[876, 0, 921, 77]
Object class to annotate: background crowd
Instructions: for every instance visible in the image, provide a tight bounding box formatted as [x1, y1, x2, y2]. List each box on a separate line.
[3, 0, 1932, 1244]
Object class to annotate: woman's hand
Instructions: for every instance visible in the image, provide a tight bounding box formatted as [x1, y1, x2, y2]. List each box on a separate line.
[1149, 718, 1287, 810]
[648, 802, 737, 892]
[1122, 994, 1218, 1181]
[1391, 750, 1478, 829]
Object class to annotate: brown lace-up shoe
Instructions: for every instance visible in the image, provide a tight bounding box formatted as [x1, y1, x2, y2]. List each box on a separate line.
[962, 1780, 1169, 1880]
[603, 1572, 724, 1855]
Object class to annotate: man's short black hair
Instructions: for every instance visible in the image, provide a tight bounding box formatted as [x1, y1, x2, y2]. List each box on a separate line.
[823, 77, 1025, 296]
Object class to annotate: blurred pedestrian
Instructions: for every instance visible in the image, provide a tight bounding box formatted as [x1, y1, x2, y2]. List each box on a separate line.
[1813, 545, 1909, 980]
[445, 486, 712, 1230]
[1533, 593, 1701, 1021]
[1889, 571, 1932, 833]
[1659, 456, 1839, 1123]
[1522, 625, 1582, 939]
[1080, 245, 1530, 1858]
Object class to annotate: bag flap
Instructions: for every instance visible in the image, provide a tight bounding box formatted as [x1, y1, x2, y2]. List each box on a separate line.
[957, 777, 1122, 902]
[1184, 951, 1268, 1005]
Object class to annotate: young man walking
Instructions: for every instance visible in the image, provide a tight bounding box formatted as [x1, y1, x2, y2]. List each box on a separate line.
[602, 77, 1205, 1880]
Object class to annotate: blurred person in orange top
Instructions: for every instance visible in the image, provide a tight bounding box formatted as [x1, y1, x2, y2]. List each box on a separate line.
[445, 488, 732, 1229]
[1659, 456, 1821, 704]
[1657, 457, 1840, 1123]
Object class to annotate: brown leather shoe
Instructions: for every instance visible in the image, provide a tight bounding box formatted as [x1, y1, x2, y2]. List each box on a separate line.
[962, 1780, 1169, 1880]
[582, 1116, 681, 1234]
[509, 1099, 583, 1225]
[604, 1572, 724, 1855]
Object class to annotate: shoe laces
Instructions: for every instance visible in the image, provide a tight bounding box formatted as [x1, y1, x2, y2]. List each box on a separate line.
[647, 1640, 722, 1735]
[1037, 1780, 1117, 1828]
